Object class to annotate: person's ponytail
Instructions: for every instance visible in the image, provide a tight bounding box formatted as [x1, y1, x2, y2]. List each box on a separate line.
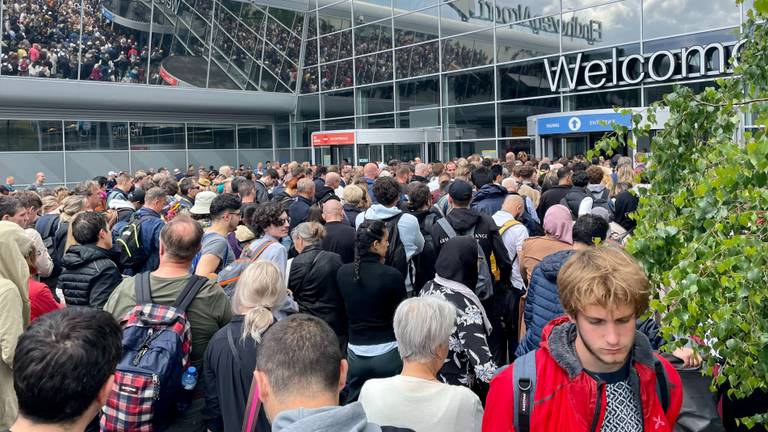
[242, 305, 274, 343]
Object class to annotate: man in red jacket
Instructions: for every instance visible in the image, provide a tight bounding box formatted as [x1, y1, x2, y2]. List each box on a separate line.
[483, 246, 682, 432]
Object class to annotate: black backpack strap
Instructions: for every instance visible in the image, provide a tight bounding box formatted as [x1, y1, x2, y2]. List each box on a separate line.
[42, 215, 57, 238]
[227, 326, 242, 367]
[173, 275, 208, 313]
[135, 272, 152, 305]
[654, 356, 670, 413]
[513, 349, 537, 432]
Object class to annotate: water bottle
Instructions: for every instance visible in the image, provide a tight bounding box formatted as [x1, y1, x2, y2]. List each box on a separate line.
[176, 366, 198, 412]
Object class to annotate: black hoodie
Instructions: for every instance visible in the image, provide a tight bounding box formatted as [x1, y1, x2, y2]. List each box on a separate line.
[430, 207, 513, 285]
[58, 244, 123, 308]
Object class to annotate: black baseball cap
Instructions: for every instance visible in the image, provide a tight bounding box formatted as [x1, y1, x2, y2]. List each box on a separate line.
[448, 180, 473, 201]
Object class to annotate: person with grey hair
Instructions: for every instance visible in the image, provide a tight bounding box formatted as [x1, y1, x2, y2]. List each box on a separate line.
[359, 297, 483, 432]
[287, 178, 315, 232]
[288, 222, 347, 345]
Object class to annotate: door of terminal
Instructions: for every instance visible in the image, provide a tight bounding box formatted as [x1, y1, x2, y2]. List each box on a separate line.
[541, 132, 629, 159]
[314, 146, 355, 166]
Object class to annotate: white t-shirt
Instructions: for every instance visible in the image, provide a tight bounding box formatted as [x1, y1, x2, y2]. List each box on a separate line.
[359, 375, 483, 432]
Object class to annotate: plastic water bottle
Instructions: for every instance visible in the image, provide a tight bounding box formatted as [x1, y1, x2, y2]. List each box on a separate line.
[177, 366, 198, 412]
[181, 366, 198, 390]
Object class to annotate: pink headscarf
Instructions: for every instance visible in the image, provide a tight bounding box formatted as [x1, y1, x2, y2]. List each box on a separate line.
[543, 204, 574, 245]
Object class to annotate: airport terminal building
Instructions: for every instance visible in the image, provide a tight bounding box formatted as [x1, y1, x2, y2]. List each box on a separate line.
[0, 0, 753, 184]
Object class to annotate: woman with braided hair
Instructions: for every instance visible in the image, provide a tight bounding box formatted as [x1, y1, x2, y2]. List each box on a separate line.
[336, 219, 407, 403]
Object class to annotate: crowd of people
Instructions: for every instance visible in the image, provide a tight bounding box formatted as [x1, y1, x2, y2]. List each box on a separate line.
[0, 152, 762, 432]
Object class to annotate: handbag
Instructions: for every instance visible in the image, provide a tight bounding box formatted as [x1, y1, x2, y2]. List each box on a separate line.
[661, 353, 725, 432]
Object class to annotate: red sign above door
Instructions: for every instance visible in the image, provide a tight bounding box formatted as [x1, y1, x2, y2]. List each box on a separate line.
[312, 132, 355, 146]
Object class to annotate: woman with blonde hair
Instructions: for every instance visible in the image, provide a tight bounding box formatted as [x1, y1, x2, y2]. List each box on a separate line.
[203, 261, 295, 432]
[38, 195, 86, 292]
[343, 183, 369, 226]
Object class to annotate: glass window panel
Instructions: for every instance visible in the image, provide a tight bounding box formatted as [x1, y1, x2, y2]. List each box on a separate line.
[355, 20, 393, 56]
[323, 117, 355, 131]
[442, 29, 494, 71]
[358, 83, 395, 115]
[323, 90, 355, 118]
[355, 0, 393, 23]
[644, 0, 739, 39]
[298, 94, 321, 120]
[266, 15, 294, 57]
[0, 120, 63, 151]
[275, 119, 290, 149]
[268, 7, 303, 34]
[643, 81, 716, 104]
[318, 59, 353, 90]
[65, 152, 130, 183]
[397, 108, 439, 128]
[319, 30, 353, 63]
[307, 11, 318, 38]
[305, 38, 319, 66]
[440, 1, 492, 38]
[498, 59, 557, 100]
[494, 0, 560, 19]
[497, 97, 560, 138]
[395, 41, 439, 79]
[355, 50, 393, 85]
[357, 113, 395, 128]
[563, 88, 640, 110]
[293, 121, 321, 148]
[397, 76, 439, 111]
[561, 1, 639, 53]
[319, 1, 352, 34]
[445, 67, 494, 105]
[496, 19, 560, 63]
[238, 3, 267, 34]
[129, 123, 186, 150]
[444, 141, 479, 160]
[0, 153, 65, 186]
[301, 67, 320, 93]
[393, 0, 436, 12]
[64, 121, 129, 150]
[238, 125, 273, 149]
[444, 103, 496, 140]
[188, 124, 236, 149]
[393, 7, 439, 47]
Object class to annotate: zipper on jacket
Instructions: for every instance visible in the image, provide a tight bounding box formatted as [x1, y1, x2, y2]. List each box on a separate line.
[589, 381, 606, 432]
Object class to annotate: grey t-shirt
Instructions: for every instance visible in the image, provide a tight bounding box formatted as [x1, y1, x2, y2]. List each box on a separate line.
[201, 232, 234, 273]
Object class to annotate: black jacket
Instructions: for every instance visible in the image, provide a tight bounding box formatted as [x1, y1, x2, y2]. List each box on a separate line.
[288, 246, 347, 337]
[537, 184, 572, 221]
[58, 244, 123, 308]
[254, 180, 270, 204]
[560, 186, 589, 219]
[430, 208, 512, 286]
[409, 208, 439, 293]
[203, 316, 271, 432]
[321, 221, 356, 264]
[337, 254, 406, 346]
[343, 203, 362, 227]
[288, 195, 314, 232]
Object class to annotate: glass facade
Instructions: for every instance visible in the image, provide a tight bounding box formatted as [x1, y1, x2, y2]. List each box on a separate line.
[0, 120, 273, 185]
[0, 0, 751, 175]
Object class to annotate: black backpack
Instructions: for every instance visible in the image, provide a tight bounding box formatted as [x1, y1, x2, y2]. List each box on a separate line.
[114, 215, 151, 270]
[36, 214, 60, 259]
[591, 188, 614, 213]
[412, 212, 438, 294]
[376, 212, 409, 282]
[519, 209, 544, 237]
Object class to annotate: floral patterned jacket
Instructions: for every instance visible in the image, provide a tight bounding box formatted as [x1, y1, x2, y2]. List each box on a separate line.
[421, 282, 498, 389]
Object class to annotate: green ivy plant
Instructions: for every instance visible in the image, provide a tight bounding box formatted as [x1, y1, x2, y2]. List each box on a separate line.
[590, 0, 768, 427]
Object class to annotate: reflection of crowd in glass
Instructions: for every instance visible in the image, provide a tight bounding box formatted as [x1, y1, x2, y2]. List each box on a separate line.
[1, 0, 167, 82]
[302, 18, 494, 93]
[211, 2, 301, 91]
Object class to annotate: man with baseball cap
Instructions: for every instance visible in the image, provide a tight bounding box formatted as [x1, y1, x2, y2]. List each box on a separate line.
[431, 179, 513, 366]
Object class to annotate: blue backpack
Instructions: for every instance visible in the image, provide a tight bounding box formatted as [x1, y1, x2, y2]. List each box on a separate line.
[101, 273, 207, 431]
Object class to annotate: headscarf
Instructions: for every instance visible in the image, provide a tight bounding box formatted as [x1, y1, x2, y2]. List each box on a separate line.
[0, 221, 33, 325]
[543, 204, 574, 245]
[613, 191, 639, 232]
[435, 236, 478, 290]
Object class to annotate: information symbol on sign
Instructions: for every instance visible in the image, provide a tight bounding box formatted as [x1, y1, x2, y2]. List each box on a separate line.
[568, 117, 581, 131]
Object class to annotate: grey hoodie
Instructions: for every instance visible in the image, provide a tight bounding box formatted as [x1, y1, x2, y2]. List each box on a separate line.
[272, 402, 384, 432]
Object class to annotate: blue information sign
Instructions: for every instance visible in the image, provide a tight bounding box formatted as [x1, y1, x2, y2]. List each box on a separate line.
[101, 7, 114, 22]
[537, 113, 632, 135]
